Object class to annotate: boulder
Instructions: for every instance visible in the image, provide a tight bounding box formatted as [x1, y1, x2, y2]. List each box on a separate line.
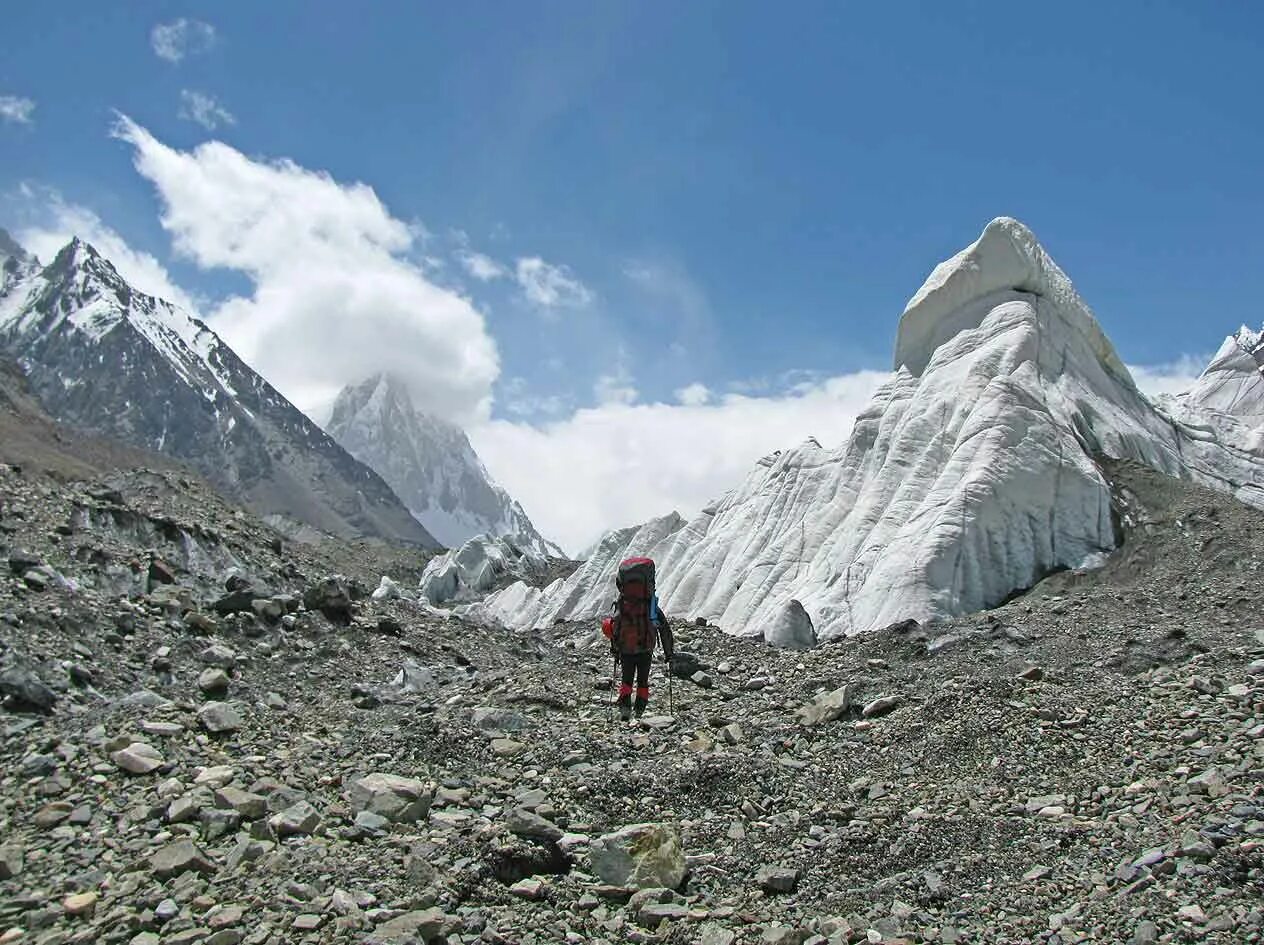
[588, 823, 686, 890]
[0, 844, 24, 880]
[366, 908, 455, 944]
[198, 668, 230, 696]
[764, 599, 817, 650]
[215, 787, 268, 820]
[198, 701, 243, 734]
[757, 865, 800, 893]
[0, 667, 57, 713]
[150, 839, 215, 879]
[472, 706, 530, 733]
[303, 577, 353, 623]
[391, 662, 435, 694]
[348, 773, 433, 823]
[270, 801, 321, 837]
[212, 582, 271, 615]
[796, 685, 853, 726]
[506, 807, 564, 843]
[111, 742, 164, 775]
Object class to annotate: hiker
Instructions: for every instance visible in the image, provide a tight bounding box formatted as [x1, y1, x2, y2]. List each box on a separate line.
[601, 556, 674, 721]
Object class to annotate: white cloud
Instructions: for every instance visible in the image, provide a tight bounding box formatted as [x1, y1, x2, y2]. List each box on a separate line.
[112, 116, 499, 425]
[500, 377, 569, 417]
[178, 90, 236, 131]
[457, 250, 508, 282]
[151, 19, 217, 63]
[594, 355, 637, 406]
[516, 256, 593, 309]
[470, 370, 889, 555]
[0, 96, 35, 124]
[14, 188, 201, 314]
[675, 382, 711, 406]
[1128, 355, 1209, 399]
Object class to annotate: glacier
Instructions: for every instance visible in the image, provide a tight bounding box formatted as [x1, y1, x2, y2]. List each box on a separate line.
[466, 218, 1264, 642]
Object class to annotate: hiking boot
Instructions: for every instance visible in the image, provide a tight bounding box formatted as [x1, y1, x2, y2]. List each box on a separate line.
[619, 703, 632, 722]
[633, 698, 647, 719]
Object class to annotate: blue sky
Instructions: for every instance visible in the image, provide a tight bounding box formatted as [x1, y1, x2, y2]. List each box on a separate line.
[2, 2, 1262, 550]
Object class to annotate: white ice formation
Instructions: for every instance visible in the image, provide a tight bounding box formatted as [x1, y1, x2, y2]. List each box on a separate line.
[461, 219, 1264, 642]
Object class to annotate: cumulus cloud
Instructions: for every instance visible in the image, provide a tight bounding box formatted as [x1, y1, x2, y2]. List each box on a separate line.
[0, 96, 35, 124]
[1128, 355, 1209, 399]
[675, 382, 711, 406]
[178, 90, 236, 131]
[13, 188, 201, 313]
[457, 250, 508, 282]
[516, 256, 592, 309]
[471, 370, 890, 554]
[151, 19, 217, 63]
[112, 116, 499, 424]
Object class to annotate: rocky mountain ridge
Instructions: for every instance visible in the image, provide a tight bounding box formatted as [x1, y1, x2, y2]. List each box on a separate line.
[0, 230, 438, 549]
[327, 374, 559, 555]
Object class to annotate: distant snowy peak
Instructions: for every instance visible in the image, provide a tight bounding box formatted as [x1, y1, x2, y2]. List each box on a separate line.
[327, 373, 561, 555]
[0, 232, 437, 547]
[0, 228, 39, 288]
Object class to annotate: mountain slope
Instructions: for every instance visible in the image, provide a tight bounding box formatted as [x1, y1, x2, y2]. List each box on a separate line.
[327, 373, 559, 554]
[0, 231, 438, 547]
[470, 218, 1264, 640]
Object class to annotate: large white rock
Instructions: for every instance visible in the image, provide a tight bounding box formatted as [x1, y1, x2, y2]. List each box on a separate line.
[471, 218, 1264, 641]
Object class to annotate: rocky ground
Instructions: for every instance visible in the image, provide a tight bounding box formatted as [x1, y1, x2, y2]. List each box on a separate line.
[0, 450, 1261, 945]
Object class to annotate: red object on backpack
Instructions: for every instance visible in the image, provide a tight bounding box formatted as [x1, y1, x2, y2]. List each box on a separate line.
[612, 557, 657, 655]
[601, 616, 614, 640]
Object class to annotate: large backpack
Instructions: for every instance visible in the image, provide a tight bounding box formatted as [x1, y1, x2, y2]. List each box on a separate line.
[612, 557, 658, 655]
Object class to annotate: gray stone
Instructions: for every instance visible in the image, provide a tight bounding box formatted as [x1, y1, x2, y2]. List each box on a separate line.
[198, 701, 243, 734]
[861, 695, 901, 718]
[367, 907, 454, 944]
[0, 844, 24, 880]
[348, 772, 433, 823]
[757, 865, 800, 893]
[269, 801, 320, 836]
[354, 810, 390, 834]
[150, 839, 215, 879]
[797, 686, 852, 726]
[200, 644, 237, 669]
[472, 706, 530, 733]
[509, 877, 546, 900]
[588, 823, 686, 890]
[215, 787, 267, 820]
[198, 668, 230, 696]
[506, 807, 564, 842]
[699, 927, 738, 945]
[111, 742, 164, 775]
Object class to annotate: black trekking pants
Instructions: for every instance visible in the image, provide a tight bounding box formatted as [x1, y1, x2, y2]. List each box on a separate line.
[617, 652, 653, 706]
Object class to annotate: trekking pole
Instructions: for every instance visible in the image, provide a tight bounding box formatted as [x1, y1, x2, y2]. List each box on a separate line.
[608, 655, 618, 724]
[667, 656, 675, 717]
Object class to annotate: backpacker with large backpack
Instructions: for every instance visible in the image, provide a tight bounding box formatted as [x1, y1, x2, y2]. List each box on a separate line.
[604, 556, 658, 655]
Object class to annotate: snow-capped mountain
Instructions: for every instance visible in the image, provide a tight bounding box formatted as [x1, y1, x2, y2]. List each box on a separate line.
[469, 218, 1264, 641]
[0, 230, 438, 547]
[327, 373, 560, 554]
